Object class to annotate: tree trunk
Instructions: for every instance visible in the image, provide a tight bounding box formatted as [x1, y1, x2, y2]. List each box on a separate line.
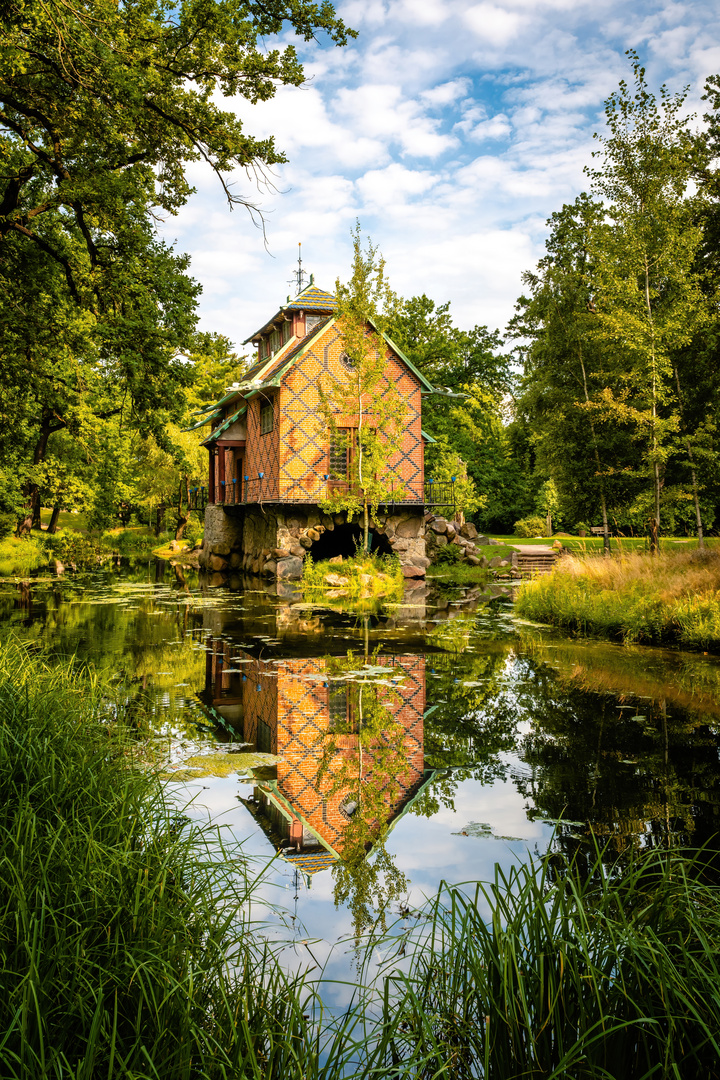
[576, 348, 611, 555]
[155, 504, 166, 537]
[644, 256, 660, 556]
[47, 504, 61, 534]
[363, 500, 369, 554]
[15, 408, 65, 537]
[175, 478, 189, 540]
[546, 511, 552, 537]
[672, 362, 704, 550]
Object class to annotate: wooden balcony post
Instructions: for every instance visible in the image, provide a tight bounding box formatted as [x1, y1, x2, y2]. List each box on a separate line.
[208, 445, 216, 505]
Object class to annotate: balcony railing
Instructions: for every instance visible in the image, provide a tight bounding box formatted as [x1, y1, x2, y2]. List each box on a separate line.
[189, 477, 455, 511]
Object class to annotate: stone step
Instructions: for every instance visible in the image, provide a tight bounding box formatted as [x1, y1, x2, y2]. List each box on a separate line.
[517, 551, 558, 575]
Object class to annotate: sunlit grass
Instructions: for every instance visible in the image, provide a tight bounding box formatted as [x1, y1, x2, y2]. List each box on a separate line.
[0, 535, 46, 576]
[302, 551, 404, 609]
[516, 548, 720, 650]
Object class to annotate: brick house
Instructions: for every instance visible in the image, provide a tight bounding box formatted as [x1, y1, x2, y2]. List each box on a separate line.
[193, 281, 453, 580]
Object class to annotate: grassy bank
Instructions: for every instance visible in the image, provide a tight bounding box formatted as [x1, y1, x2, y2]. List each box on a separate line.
[302, 552, 404, 608]
[516, 548, 720, 650]
[0, 641, 326, 1079]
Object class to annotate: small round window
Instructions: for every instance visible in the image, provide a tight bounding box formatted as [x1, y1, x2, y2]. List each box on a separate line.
[340, 352, 355, 371]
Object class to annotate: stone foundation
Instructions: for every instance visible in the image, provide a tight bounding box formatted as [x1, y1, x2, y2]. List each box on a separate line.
[199, 504, 428, 581]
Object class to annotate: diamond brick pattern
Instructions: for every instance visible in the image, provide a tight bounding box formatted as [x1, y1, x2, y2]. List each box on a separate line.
[221, 654, 425, 855]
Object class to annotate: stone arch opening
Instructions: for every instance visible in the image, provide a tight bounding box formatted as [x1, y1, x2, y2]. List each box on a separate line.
[369, 530, 394, 557]
[308, 522, 362, 561]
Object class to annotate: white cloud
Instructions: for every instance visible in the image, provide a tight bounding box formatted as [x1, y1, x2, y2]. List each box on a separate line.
[464, 3, 522, 46]
[156, 0, 720, 348]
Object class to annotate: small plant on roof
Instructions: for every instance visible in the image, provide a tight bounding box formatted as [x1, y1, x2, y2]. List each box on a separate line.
[317, 224, 409, 553]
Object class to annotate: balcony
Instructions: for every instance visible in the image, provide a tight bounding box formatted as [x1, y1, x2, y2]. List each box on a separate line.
[189, 477, 455, 511]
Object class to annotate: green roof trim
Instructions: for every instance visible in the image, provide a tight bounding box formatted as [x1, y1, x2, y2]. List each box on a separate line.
[421, 429, 436, 444]
[204, 404, 246, 442]
[184, 410, 220, 432]
[366, 319, 435, 393]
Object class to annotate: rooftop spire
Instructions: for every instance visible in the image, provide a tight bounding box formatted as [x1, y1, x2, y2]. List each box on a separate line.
[288, 242, 308, 295]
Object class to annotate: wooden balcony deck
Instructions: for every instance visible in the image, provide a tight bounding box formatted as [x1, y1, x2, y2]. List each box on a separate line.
[189, 478, 456, 512]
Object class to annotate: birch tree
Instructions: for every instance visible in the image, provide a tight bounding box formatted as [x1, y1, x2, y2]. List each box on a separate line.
[586, 54, 710, 551]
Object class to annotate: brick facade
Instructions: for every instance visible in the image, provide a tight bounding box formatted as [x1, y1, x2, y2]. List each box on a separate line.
[202, 643, 426, 859]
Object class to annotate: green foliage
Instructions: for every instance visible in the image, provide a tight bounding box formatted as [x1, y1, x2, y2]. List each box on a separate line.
[433, 542, 463, 565]
[1, 0, 352, 533]
[514, 515, 548, 537]
[516, 548, 720, 650]
[302, 551, 403, 610]
[370, 846, 720, 1078]
[0, 639, 342, 1079]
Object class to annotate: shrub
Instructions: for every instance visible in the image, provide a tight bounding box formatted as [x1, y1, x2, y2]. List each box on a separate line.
[514, 515, 547, 538]
[433, 542, 462, 565]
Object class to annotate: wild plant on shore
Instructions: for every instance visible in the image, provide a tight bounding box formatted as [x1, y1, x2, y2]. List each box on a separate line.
[515, 548, 720, 649]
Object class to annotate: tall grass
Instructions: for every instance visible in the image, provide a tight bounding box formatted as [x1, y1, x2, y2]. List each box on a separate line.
[367, 847, 720, 1078]
[0, 640, 350, 1079]
[515, 548, 720, 650]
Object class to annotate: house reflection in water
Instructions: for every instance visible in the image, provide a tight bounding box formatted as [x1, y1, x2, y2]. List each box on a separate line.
[199, 638, 432, 882]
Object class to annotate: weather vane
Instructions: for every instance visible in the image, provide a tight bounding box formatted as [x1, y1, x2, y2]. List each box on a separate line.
[288, 242, 307, 295]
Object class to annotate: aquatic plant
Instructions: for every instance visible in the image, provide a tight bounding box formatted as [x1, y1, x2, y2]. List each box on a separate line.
[366, 846, 720, 1079]
[516, 548, 720, 650]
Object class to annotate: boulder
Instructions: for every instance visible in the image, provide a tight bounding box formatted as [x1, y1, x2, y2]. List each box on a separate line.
[410, 555, 431, 569]
[168, 539, 180, 552]
[396, 517, 421, 538]
[263, 560, 277, 576]
[276, 556, 304, 580]
[289, 544, 305, 558]
[212, 542, 231, 556]
[460, 523, 478, 540]
[229, 552, 242, 569]
[430, 518, 448, 534]
[391, 539, 409, 552]
[402, 564, 425, 578]
[328, 555, 343, 564]
[209, 554, 229, 572]
[306, 528, 320, 541]
[435, 534, 448, 547]
[475, 535, 491, 545]
[273, 548, 290, 560]
[488, 556, 503, 568]
[299, 536, 313, 549]
[500, 559, 510, 567]
[445, 524, 456, 540]
[465, 555, 481, 566]
[324, 572, 348, 587]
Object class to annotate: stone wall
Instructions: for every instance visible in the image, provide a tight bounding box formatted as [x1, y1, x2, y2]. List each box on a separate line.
[200, 503, 428, 581]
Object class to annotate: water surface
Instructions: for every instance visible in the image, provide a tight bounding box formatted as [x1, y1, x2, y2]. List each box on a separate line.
[3, 559, 720, 980]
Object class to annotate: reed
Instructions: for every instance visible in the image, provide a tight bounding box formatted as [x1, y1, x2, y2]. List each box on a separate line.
[515, 548, 720, 650]
[0, 639, 351, 1080]
[366, 846, 720, 1078]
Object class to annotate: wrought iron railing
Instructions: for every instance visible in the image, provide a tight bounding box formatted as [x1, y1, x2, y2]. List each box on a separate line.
[188, 477, 455, 510]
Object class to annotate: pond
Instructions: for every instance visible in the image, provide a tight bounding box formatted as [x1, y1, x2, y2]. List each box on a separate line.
[3, 558, 720, 986]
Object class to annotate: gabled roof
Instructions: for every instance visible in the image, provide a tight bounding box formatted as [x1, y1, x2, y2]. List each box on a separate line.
[243, 282, 337, 344]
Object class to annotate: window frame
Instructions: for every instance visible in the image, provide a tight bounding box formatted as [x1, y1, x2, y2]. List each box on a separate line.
[260, 400, 274, 436]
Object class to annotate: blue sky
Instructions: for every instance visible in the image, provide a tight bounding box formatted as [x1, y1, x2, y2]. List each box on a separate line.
[159, 0, 720, 354]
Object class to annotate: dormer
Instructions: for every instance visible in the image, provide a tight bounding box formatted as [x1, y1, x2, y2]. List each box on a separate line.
[244, 279, 337, 362]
